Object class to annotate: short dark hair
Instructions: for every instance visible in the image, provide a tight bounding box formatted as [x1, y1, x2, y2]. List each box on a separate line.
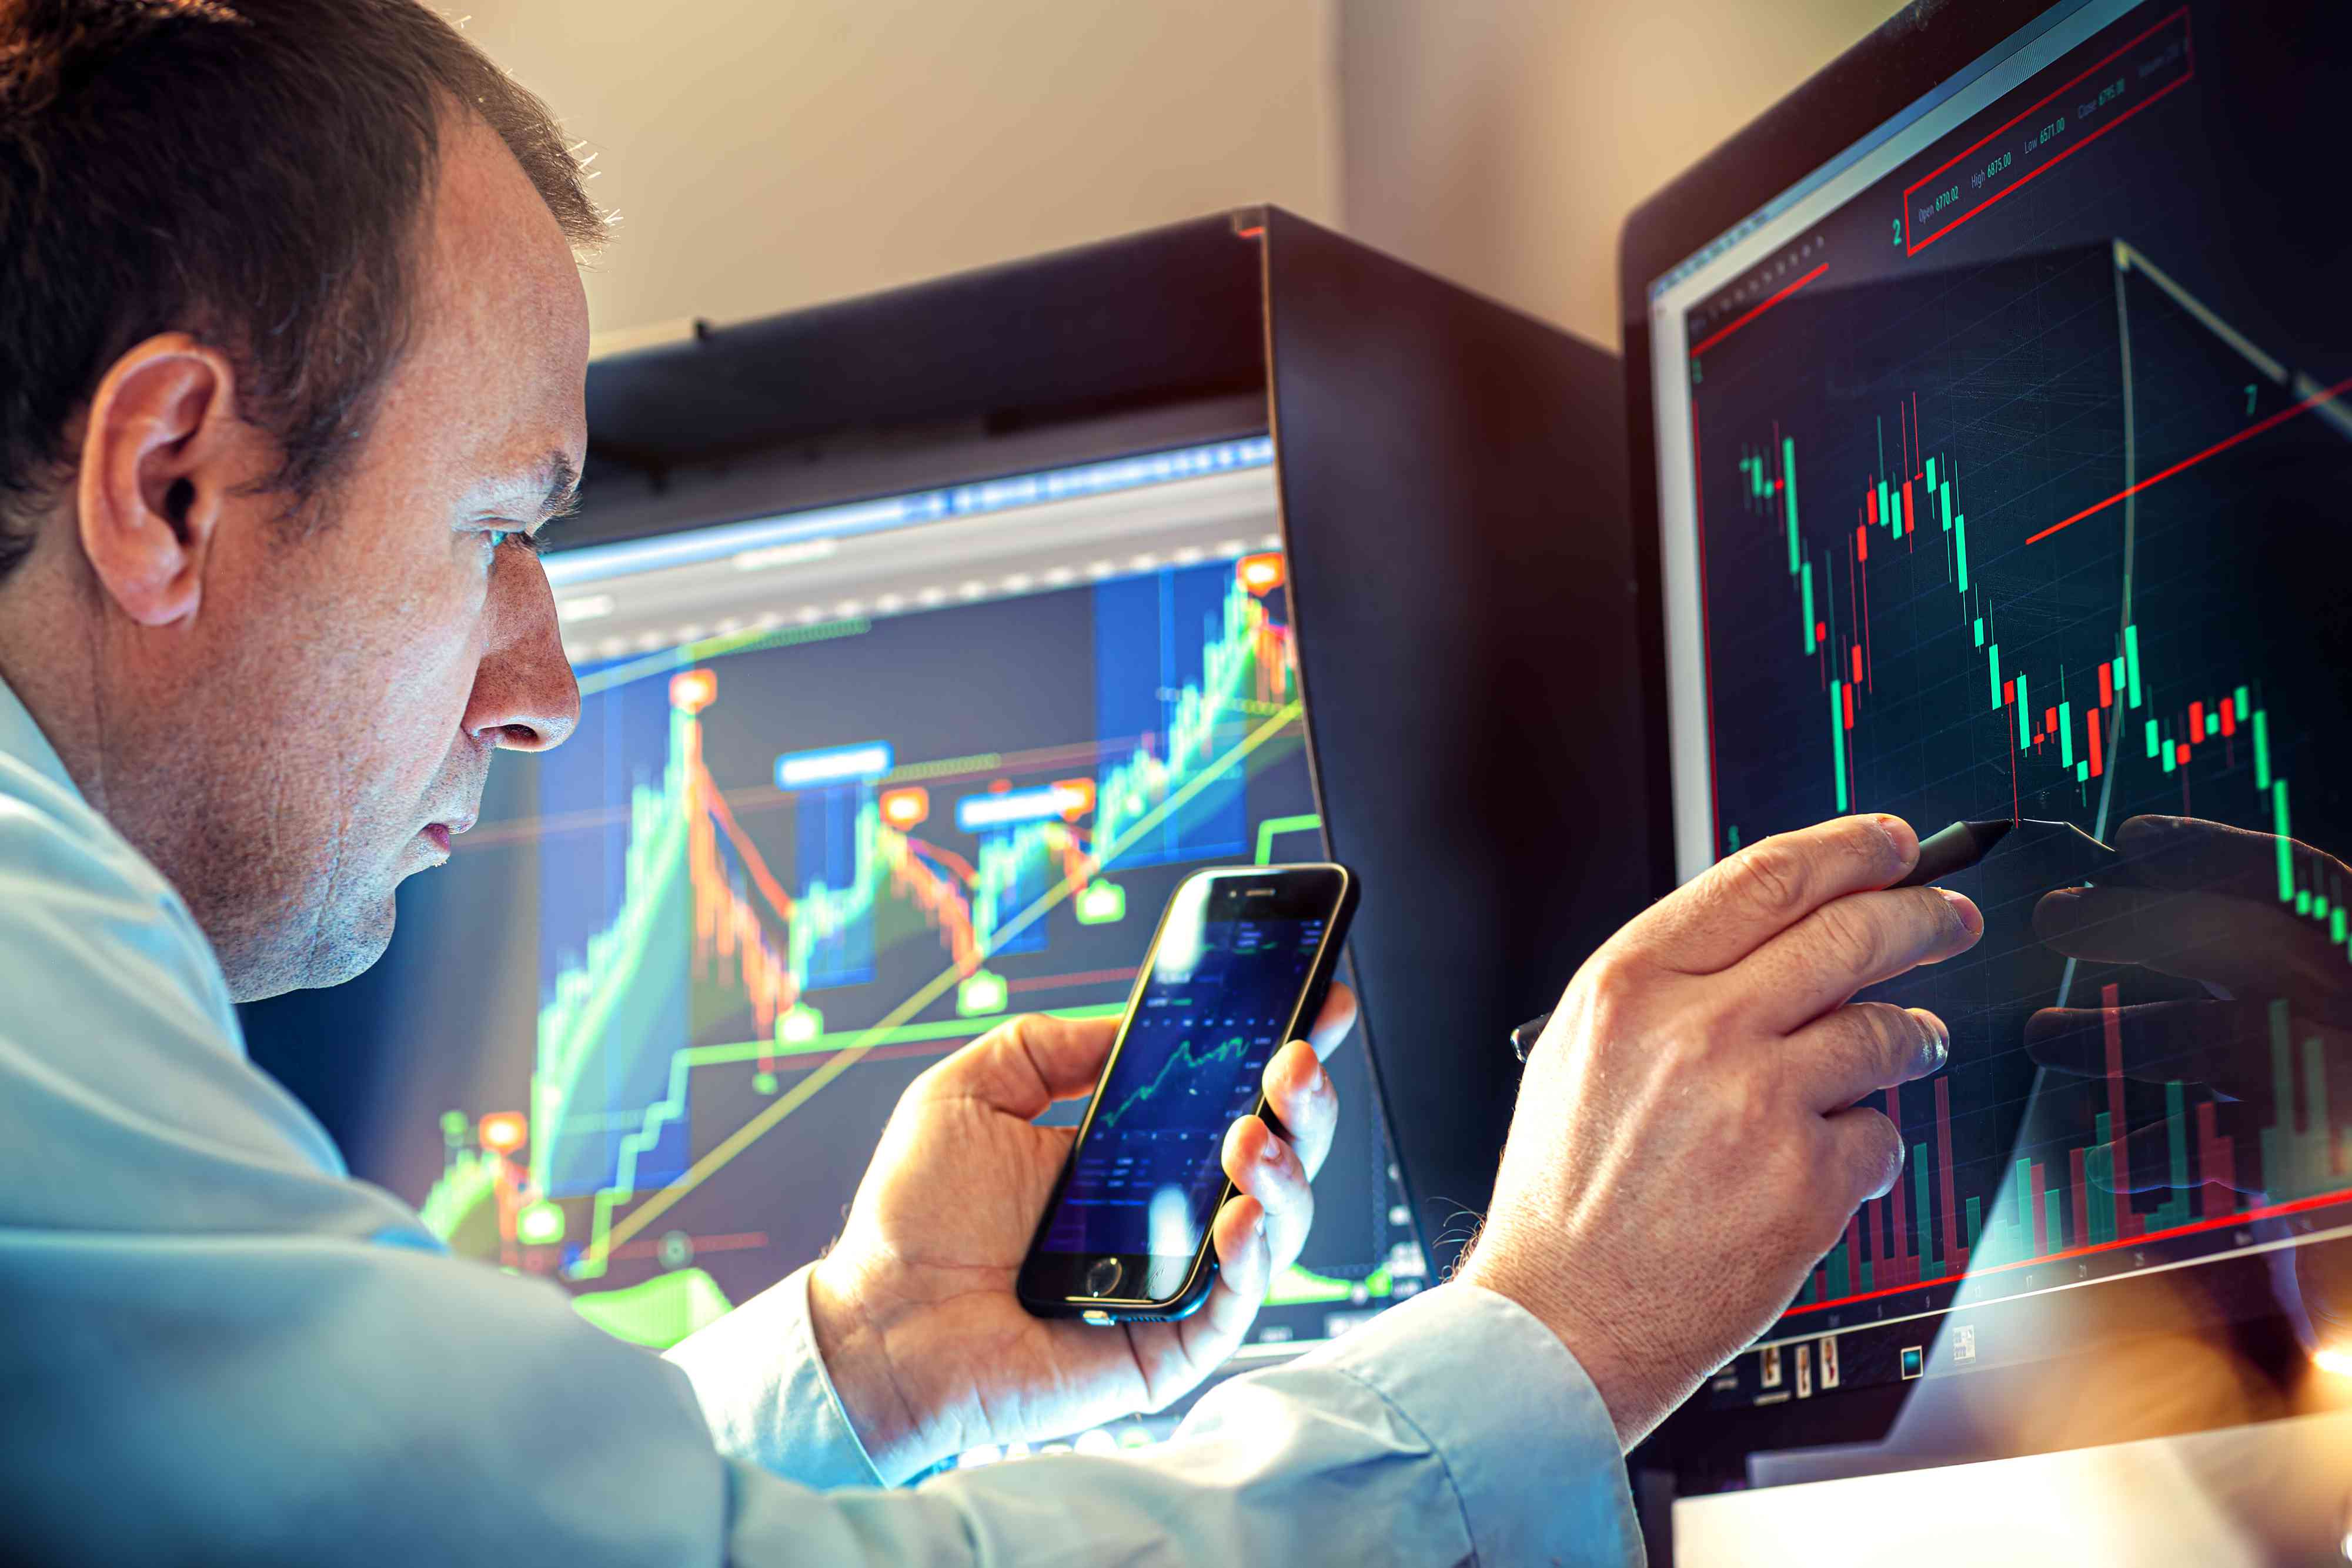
[0, 0, 604, 579]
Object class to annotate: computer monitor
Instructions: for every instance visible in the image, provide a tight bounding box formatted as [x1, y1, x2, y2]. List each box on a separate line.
[1623, 0, 2352, 1492]
[251, 428, 1424, 1376]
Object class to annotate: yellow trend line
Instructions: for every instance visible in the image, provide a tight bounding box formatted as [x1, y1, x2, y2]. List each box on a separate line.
[584, 701, 1305, 1267]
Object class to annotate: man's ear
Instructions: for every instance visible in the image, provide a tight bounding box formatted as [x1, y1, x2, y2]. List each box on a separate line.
[75, 333, 250, 627]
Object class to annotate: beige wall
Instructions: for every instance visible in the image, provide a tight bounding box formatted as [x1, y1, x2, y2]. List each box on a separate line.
[461, 1, 1896, 350]
[454, 0, 1340, 341]
[1338, 0, 1900, 348]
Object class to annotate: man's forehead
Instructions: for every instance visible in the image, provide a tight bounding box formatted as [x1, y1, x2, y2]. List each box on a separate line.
[424, 114, 587, 340]
[406, 112, 591, 490]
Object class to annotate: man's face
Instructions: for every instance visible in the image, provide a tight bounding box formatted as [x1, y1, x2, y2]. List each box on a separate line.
[101, 116, 587, 1000]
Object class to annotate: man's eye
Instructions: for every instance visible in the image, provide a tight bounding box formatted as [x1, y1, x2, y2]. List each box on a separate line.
[485, 527, 546, 554]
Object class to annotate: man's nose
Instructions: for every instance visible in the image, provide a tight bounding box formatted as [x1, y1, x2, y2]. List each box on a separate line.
[466, 547, 581, 753]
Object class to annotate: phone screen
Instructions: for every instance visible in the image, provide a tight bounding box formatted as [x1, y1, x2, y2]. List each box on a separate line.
[1038, 871, 1337, 1276]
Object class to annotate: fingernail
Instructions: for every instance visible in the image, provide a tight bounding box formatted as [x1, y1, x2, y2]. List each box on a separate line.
[1875, 813, 1917, 863]
[1913, 1009, 1950, 1070]
[1260, 1134, 1286, 1165]
[1937, 887, 1983, 935]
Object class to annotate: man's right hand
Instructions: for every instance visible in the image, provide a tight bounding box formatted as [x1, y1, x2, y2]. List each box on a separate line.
[1455, 814, 1982, 1446]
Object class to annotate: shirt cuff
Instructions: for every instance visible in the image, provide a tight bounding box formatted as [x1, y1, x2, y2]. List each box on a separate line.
[664, 1262, 886, 1492]
[1301, 1283, 1642, 1565]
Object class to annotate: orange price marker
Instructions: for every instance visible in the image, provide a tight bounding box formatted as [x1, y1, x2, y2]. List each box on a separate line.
[1237, 553, 1286, 596]
[880, 786, 930, 830]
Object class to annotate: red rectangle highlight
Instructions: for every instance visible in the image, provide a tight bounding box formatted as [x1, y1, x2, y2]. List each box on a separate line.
[2189, 700, 2204, 740]
[1902, 480, 1916, 535]
[2004, 678, 2016, 706]
[2099, 661, 2114, 707]
[1842, 683, 1855, 730]
[2221, 697, 2236, 737]
[2087, 708, 2104, 777]
[1856, 523, 1868, 562]
[2046, 706, 2058, 737]
[1866, 488, 1879, 526]
[1903, 8, 2194, 255]
[1851, 646, 1863, 684]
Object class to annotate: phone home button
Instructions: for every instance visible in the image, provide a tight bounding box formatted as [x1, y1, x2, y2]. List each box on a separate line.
[1084, 1257, 1124, 1298]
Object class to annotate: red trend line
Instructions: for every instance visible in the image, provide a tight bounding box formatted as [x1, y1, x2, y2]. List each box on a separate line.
[684, 726, 796, 1036]
[2026, 372, 2352, 544]
[1689, 263, 1828, 359]
[701, 770, 797, 921]
[903, 837, 979, 885]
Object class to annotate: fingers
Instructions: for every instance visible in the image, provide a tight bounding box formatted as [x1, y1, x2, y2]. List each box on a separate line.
[920, 1012, 1118, 1117]
[1786, 1002, 1948, 1112]
[2024, 998, 2256, 1091]
[2083, 1112, 2231, 1196]
[1172, 1195, 1271, 1369]
[1616, 814, 1922, 977]
[1736, 885, 1982, 1031]
[1258, 1037, 1339, 1178]
[2113, 814, 2352, 902]
[1820, 1102, 1907, 1206]
[2035, 885, 2347, 1007]
[1222, 1112, 1317, 1268]
[1302, 982, 1359, 1062]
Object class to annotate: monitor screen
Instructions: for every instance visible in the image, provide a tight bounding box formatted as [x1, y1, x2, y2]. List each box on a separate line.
[1640, 1, 2352, 1448]
[278, 433, 1422, 1374]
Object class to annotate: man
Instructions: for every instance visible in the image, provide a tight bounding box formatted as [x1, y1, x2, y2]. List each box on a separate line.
[0, 1, 1983, 1561]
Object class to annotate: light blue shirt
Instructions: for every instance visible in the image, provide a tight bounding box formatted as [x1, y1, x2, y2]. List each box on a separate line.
[0, 674, 1640, 1564]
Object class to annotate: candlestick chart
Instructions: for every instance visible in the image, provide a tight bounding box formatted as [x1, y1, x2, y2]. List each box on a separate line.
[1688, 236, 2352, 1334]
[402, 554, 1412, 1339]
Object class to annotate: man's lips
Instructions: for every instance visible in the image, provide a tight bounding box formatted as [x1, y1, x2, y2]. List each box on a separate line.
[421, 814, 478, 855]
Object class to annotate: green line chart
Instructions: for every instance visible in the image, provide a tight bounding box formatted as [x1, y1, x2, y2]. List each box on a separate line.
[1095, 1035, 1250, 1132]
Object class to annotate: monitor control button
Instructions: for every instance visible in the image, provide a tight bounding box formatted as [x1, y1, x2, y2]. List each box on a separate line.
[1084, 1257, 1123, 1298]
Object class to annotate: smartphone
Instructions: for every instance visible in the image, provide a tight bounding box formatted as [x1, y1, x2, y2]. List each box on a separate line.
[1017, 862, 1359, 1324]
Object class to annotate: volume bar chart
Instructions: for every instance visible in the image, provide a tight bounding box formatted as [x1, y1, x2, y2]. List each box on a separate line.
[1790, 984, 2280, 1313]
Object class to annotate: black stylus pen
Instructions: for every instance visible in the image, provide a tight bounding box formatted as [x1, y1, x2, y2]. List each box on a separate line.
[1506, 818, 2019, 1063]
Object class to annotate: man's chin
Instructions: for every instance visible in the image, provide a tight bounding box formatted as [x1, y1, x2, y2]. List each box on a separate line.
[224, 892, 397, 1004]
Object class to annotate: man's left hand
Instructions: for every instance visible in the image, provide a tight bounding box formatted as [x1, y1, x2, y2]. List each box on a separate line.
[806, 987, 1357, 1482]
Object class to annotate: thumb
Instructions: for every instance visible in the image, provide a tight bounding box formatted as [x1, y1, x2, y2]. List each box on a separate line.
[923, 1011, 1118, 1117]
